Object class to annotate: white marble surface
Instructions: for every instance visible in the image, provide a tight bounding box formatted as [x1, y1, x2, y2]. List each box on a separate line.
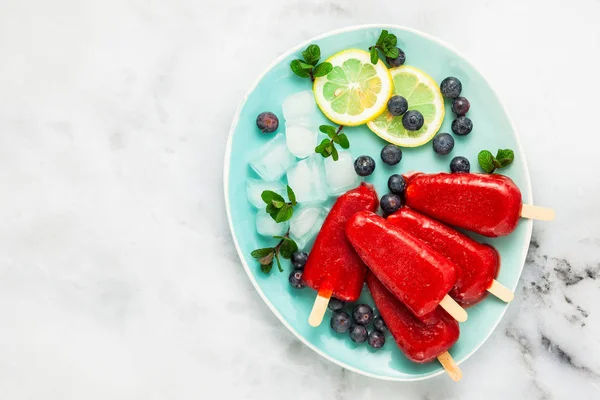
[1, 0, 599, 399]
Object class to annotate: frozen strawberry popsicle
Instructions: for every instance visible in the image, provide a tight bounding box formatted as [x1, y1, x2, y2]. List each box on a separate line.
[404, 173, 522, 237]
[303, 183, 378, 302]
[388, 208, 500, 306]
[367, 272, 459, 363]
[346, 211, 462, 320]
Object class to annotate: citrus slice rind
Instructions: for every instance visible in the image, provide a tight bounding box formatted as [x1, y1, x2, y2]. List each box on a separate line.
[313, 49, 393, 126]
[367, 65, 445, 147]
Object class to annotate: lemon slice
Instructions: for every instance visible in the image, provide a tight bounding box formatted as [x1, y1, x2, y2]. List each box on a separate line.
[367, 66, 445, 147]
[313, 49, 393, 126]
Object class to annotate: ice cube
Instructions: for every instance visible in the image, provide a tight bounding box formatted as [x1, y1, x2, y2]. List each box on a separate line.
[324, 151, 360, 195]
[246, 178, 286, 208]
[290, 206, 328, 249]
[256, 210, 289, 237]
[286, 155, 328, 204]
[285, 122, 318, 159]
[282, 91, 318, 122]
[249, 133, 296, 181]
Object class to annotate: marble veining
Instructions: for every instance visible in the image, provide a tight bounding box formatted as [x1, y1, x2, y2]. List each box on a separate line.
[1, 0, 600, 399]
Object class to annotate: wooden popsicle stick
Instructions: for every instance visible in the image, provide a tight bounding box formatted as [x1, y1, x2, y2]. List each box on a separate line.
[487, 279, 514, 303]
[520, 204, 555, 221]
[439, 295, 468, 322]
[437, 351, 462, 381]
[308, 288, 332, 327]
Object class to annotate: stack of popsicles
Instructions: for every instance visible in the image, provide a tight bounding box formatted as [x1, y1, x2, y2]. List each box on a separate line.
[302, 173, 554, 380]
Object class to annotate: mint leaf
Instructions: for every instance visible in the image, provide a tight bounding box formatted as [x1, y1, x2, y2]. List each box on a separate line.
[370, 47, 379, 64]
[274, 254, 283, 272]
[275, 205, 294, 223]
[287, 185, 297, 206]
[331, 145, 339, 161]
[290, 60, 310, 78]
[319, 125, 337, 138]
[384, 34, 397, 48]
[258, 252, 275, 266]
[478, 150, 495, 173]
[379, 42, 389, 56]
[279, 239, 298, 259]
[385, 46, 399, 59]
[313, 62, 332, 77]
[496, 149, 515, 167]
[298, 61, 313, 70]
[302, 44, 320, 66]
[315, 138, 330, 154]
[272, 200, 285, 208]
[251, 248, 274, 258]
[261, 190, 285, 205]
[337, 133, 350, 149]
[260, 261, 273, 274]
[266, 203, 278, 215]
[496, 149, 513, 160]
[376, 30, 388, 47]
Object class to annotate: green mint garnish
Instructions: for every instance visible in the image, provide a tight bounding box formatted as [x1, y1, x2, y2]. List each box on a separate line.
[315, 124, 349, 161]
[250, 232, 299, 274]
[290, 44, 333, 81]
[369, 30, 398, 65]
[478, 148, 515, 173]
[261, 186, 297, 223]
[495, 149, 515, 167]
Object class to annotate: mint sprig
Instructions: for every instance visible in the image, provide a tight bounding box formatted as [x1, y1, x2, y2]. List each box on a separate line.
[290, 44, 333, 82]
[478, 149, 515, 173]
[250, 231, 298, 274]
[369, 30, 399, 64]
[261, 186, 297, 223]
[315, 124, 349, 161]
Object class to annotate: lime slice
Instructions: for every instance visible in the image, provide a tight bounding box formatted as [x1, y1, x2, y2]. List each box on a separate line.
[367, 66, 445, 147]
[313, 49, 393, 126]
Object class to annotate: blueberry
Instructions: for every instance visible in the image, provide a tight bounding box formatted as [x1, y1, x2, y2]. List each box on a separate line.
[440, 77, 462, 99]
[352, 304, 374, 326]
[368, 330, 386, 349]
[451, 116, 473, 136]
[331, 310, 352, 333]
[402, 110, 424, 131]
[386, 48, 406, 67]
[256, 112, 279, 133]
[354, 155, 376, 177]
[452, 97, 470, 116]
[291, 251, 308, 269]
[387, 174, 406, 195]
[288, 269, 305, 289]
[349, 325, 368, 343]
[387, 95, 408, 116]
[450, 156, 470, 173]
[380, 144, 402, 165]
[373, 316, 388, 333]
[432, 133, 455, 155]
[328, 298, 345, 312]
[380, 193, 402, 215]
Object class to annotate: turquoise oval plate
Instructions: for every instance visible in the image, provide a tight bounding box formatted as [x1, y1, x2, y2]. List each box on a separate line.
[224, 25, 532, 381]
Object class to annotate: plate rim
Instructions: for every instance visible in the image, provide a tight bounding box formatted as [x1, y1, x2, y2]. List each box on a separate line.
[223, 24, 533, 381]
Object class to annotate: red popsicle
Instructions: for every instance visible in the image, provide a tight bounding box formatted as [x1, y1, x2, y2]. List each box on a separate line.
[404, 173, 554, 237]
[387, 208, 512, 306]
[346, 211, 467, 322]
[303, 183, 378, 326]
[367, 272, 461, 380]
